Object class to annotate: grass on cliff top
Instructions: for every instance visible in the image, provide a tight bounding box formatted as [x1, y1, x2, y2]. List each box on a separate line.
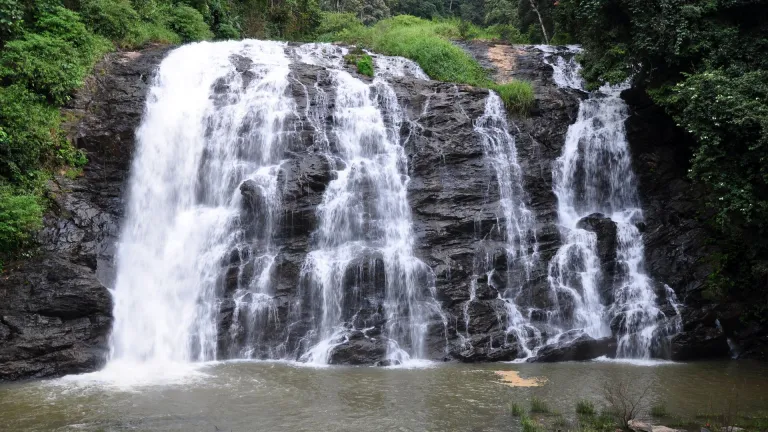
[325, 15, 534, 114]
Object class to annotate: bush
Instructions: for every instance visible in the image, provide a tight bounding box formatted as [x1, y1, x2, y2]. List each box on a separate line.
[33, 6, 113, 62]
[123, 20, 181, 47]
[0, 34, 85, 104]
[215, 22, 240, 39]
[79, 0, 140, 41]
[315, 12, 361, 40]
[576, 399, 596, 416]
[356, 54, 373, 77]
[0, 85, 63, 180]
[1, 7, 112, 104]
[0, 0, 23, 43]
[0, 189, 43, 259]
[167, 4, 213, 42]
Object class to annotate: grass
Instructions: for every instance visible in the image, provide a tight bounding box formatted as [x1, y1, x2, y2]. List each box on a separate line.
[576, 400, 596, 416]
[530, 397, 550, 413]
[328, 15, 534, 114]
[510, 402, 525, 417]
[521, 415, 542, 432]
[651, 403, 668, 418]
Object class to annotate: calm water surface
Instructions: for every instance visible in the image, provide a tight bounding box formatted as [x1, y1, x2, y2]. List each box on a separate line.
[1, 360, 766, 431]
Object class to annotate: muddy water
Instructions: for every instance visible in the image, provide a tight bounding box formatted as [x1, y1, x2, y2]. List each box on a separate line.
[1, 360, 766, 431]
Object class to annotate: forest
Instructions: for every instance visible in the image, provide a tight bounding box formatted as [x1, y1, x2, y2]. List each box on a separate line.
[0, 0, 766, 318]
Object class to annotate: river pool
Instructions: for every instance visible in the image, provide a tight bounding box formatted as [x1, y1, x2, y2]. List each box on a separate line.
[1, 359, 766, 431]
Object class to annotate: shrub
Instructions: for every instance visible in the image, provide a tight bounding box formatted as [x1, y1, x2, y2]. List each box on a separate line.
[601, 380, 651, 428]
[0, 188, 43, 258]
[1, 7, 112, 104]
[215, 22, 240, 39]
[530, 396, 549, 413]
[123, 20, 181, 47]
[0, 0, 23, 43]
[315, 12, 362, 40]
[356, 54, 374, 77]
[79, 0, 140, 41]
[510, 402, 524, 417]
[0, 34, 86, 104]
[576, 399, 597, 416]
[0, 85, 62, 180]
[32, 6, 113, 62]
[167, 5, 213, 42]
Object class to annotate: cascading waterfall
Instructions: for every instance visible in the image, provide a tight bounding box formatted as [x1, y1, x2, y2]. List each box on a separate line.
[106, 39, 444, 372]
[468, 92, 540, 357]
[300, 55, 444, 365]
[541, 46, 678, 358]
[108, 41, 293, 368]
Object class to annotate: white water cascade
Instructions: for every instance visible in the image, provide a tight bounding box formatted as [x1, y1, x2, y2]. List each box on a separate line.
[299, 56, 445, 365]
[467, 92, 541, 357]
[108, 41, 293, 370]
[103, 40, 444, 375]
[541, 46, 678, 358]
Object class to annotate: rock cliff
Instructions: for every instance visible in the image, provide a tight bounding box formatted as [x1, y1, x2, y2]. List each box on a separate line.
[1, 42, 761, 380]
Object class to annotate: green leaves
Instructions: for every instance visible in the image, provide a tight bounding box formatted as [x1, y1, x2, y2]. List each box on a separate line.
[167, 5, 213, 42]
[0, 189, 43, 253]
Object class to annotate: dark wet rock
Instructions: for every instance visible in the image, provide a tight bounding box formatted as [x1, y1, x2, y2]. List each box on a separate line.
[577, 213, 618, 266]
[453, 331, 521, 362]
[529, 334, 617, 362]
[327, 331, 388, 365]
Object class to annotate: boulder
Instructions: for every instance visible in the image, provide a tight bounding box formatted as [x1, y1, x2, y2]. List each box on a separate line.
[670, 325, 730, 361]
[327, 331, 387, 365]
[528, 334, 617, 362]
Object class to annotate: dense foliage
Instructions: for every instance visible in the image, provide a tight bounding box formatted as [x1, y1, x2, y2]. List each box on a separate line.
[551, 0, 768, 314]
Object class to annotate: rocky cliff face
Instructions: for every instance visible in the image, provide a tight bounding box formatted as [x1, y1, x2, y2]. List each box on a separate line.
[1, 42, 760, 380]
[0, 48, 171, 380]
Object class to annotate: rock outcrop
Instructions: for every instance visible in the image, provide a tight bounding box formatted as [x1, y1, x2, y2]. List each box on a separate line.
[2, 41, 762, 380]
[0, 47, 171, 380]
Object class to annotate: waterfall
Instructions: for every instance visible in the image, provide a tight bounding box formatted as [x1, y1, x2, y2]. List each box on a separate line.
[299, 56, 444, 365]
[105, 40, 444, 372]
[468, 92, 540, 358]
[108, 41, 293, 367]
[540, 46, 678, 358]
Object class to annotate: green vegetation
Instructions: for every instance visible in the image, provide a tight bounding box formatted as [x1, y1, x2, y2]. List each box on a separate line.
[326, 15, 534, 112]
[510, 402, 525, 417]
[520, 414, 542, 432]
[0, 0, 220, 268]
[530, 396, 549, 413]
[551, 0, 768, 325]
[576, 400, 596, 416]
[344, 48, 374, 77]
